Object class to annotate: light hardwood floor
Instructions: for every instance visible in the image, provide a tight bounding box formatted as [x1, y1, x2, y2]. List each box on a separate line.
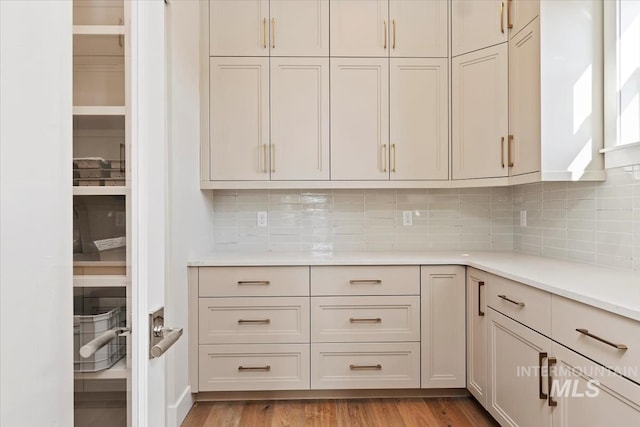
[182, 397, 499, 427]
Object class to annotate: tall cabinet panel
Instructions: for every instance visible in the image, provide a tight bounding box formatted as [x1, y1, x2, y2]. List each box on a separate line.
[452, 43, 508, 180]
[466, 268, 488, 406]
[209, 0, 270, 56]
[209, 57, 270, 181]
[390, 58, 448, 180]
[451, 0, 507, 57]
[509, 17, 540, 176]
[270, 0, 329, 56]
[331, 58, 389, 180]
[389, 0, 448, 58]
[507, 0, 539, 38]
[330, 0, 389, 57]
[271, 58, 329, 180]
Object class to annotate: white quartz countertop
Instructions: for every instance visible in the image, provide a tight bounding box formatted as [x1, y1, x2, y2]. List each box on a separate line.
[189, 251, 640, 321]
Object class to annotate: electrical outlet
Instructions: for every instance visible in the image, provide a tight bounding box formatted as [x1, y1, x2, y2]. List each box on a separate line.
[402, 211, 413, 226]
[257, 211, 268, 227]
[520, 210, 527, 227]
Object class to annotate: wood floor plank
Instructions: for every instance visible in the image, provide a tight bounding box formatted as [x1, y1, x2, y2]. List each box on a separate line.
[202, 401, 244, 427]
[366, 398, 406, 427]
[394, 398, 441, 427]
[271, 400, 306, 427]
[304, 400, 338, 427]
[452, 397, 500, 427]
[181, 402, 214, 427]
[238, 401, 274, 427]
[430, 398, 470, 426]
[335, 399, 383, 427]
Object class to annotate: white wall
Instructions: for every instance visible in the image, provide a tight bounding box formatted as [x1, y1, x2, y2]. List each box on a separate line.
[0, 1, 73, 426]
[165, 1, 214, 425]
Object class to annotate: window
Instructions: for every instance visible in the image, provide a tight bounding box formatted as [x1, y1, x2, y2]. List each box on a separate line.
[603, 0, 640, 168]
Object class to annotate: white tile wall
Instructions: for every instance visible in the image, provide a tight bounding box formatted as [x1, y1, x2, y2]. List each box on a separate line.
[513, 167, 640, 271]
[212, 187, 514, 253]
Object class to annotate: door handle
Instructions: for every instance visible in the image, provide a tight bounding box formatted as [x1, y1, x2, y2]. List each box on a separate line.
[149, 307, 183, 359]
[478, 281, 485, 317]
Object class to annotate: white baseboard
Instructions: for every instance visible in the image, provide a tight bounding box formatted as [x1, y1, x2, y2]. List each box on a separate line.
[167, 386, 193, 427]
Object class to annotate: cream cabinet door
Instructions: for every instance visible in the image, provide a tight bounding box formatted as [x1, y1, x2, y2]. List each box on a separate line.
[269, 0, 329, 56]
[508, 0, 539, 38]
[467, 268, 488, 407]
[452, 44, 508, 180]
[209, 57, 269, 181]
[330, 0, 389, 57]
[389, 0, 448, 58]
[420, 266, 466, 388]
[550, 342, 640, 427]
[209, 0, 270, 56]
[487, 309, 552, 427]
[509, 17, 540, 177]
[390, 58, 448, 180]
[451, 0, 507, 57]
[270, 58, 330, 180]
[331, 58, 389, 180]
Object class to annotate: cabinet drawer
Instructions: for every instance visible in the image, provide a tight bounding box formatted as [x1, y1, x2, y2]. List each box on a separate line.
[487, 274, 551, 335]
[198, 344, 310, 391]
[199, 297, 310, 344]
[311, 266, 419, 296]
[311, 342, 420, 389]
[311, 296, 420, 342]
[552, 296, 640, 382]
[198, 266, 309, 297]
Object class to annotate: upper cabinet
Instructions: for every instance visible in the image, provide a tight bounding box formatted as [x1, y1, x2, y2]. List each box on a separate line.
[330, 0, 388, 57]
[209, 0, 270, 56]
[270, 0, 329, 56]
[451, 0, 507, 57]
[389, 0, 448, 58]
[507, 0, 539, 38]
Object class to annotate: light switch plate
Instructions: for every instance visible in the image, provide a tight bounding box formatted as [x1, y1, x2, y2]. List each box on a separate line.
[257, 211, 268, 227]
[402, 211, 413, 226]
[520, 210, 527, 227]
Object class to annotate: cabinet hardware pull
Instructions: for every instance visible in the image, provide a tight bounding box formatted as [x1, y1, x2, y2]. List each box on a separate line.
[392, 19, 396, 49]
[271, 18, 276, 48]
[350, 364, 382, 370]
[271, 144, 275, 173]
[263, 17, 267, 49]
[237, 280, 271, 285]
[349, 280, 382, 285]
[238, 319, 271, 324]
[548, 357, 557, 407]
[498, 294, 525, 307]
[576, 328, 628, 350]
[392, 144, 396, 173]
[478, 281, 485, 317]
[508, 135, 514, 167]
[500, 2, 504, 34]
[383, 144, 388, 172]
[501, 137, 505, 168]
[118, 18, 124, 48]
[239, 365, 271, 371]
[507, 0, 513, 29]
[539, 352, 548, 399]
[263, 144, 268, 173]
[350, 318, 382, 323]
[384, 20, 387, 49]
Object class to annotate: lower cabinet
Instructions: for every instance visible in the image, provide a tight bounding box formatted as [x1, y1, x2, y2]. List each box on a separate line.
[466, 267, 488, 405]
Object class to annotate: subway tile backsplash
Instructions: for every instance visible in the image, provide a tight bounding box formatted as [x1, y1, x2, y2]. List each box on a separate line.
[212, 167, 640, 272]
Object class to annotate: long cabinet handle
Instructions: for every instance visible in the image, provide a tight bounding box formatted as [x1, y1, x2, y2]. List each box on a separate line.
[508, 135, 514, 167]
[501, 137, 505, 168]
[539, 352, 548, 399]
[507, 0, 513, 29]
[238, 319, 271, 324]
[548, 357, 557, 407]
[392, 144, 396, 173]
[498, 294, 525, 307]
[349, 279, 382, 285]
[576, 328, 628, 350]
[478, 281, 485, 317]
[500, 2, 504, 34]
[263, 17, 267, 49]
[237, 280, 271, 285]
[271, 18, 275, 48]
[350, 364, 382, 370]
[384, 20, 387, 49]
[239, 365, 271, 371]
[271, 144, 275, 173]
[262, 144, 268, 173]
[392, 19, 396, 49]
[383, 144, 388, 172]
[350, 318, 382, 323]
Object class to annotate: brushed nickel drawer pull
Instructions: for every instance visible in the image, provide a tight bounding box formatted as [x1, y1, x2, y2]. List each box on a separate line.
[498, 294, 525, 307]
[350, 318, 382, 323]
[238, 365, 271, 371]
[539, 352, 548, 400]
[478, 281, 485, 317]
[237, 280, 271, 285]
[350, 364, 382, 370]
[576, 328, 628, 350]
[349, 280, 382, 285]
[548, 357, 557, 407]
[238, 319, 271, 324]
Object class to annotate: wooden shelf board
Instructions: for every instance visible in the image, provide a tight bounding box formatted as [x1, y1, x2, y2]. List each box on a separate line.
[73, 106, 126, 116]
[73, 25, 125, 35]
[75, 358, 127, 380]
[73, 275, 126, 288]
[73, 186, 127, 196]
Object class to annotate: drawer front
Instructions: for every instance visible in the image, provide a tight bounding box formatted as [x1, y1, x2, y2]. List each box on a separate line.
[487, 273, 551, 335]
[552, 296, 640, 382]
[198, 266, 309, 297]
[198, 344, 310, 391]
[311, 266, 419, 296]
[311, 342, 420, 389]
[199, 297, 310, 344]
[311, 296, 420, 342]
